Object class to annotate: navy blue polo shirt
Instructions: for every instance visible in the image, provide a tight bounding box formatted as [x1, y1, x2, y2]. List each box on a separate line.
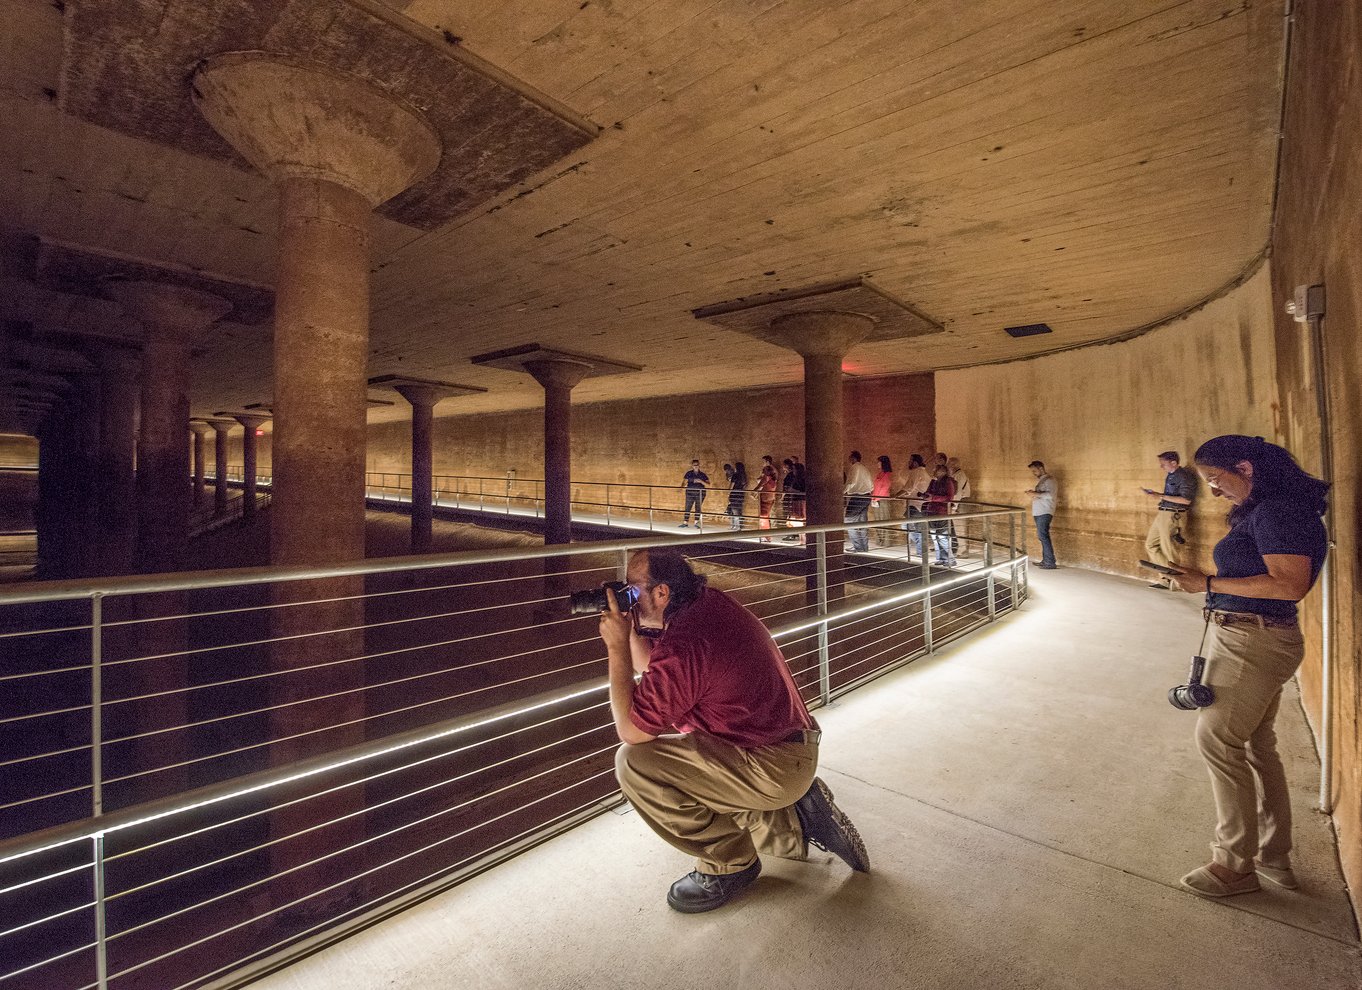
[1207, 499, 1327, 619]
[1159, 467, 1197, 511]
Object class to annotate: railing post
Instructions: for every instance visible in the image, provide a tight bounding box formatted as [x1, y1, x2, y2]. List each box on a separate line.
[617, 549, 629, 582]
[921, 526, 934, 654]
[648, 487, 654, 531]
[91, 592, 103, 816]
[815, 531, 831, 705]
[606, 484, 612, 525]
[479, 477, 485, 512]
[1010, 513, 1020, 609]
[985, 516, 996, 619]
[94, 833, 108, 990]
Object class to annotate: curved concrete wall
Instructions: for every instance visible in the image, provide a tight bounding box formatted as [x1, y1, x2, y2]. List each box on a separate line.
[935, 265, 1279, 577]
[364, 374, 936, 496]
[1269, 0, 1362, 903]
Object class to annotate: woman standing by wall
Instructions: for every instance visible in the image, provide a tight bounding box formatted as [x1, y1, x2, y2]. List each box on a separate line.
[870, 455, 895, 548]
[1168, 435, 1329, 898]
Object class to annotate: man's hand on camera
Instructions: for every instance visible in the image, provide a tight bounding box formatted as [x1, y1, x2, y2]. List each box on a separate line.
[598, 585, 633, 653]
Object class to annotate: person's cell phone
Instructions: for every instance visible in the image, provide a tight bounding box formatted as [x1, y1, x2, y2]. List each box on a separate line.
[1139, 559, 1182, 575]
[1142, 487, 1156, 495]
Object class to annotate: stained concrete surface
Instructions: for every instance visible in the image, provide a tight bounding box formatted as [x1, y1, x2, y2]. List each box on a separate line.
[250, 566, 1360, 990]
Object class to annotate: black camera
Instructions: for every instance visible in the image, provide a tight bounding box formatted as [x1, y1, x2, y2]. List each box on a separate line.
[1169, 656, 1215, 710]
[569, 580, 640, 616]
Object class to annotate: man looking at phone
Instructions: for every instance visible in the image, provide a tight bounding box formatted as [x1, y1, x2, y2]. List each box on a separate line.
[598, 549, 869, 913]
[1141, 450, 1197, 588]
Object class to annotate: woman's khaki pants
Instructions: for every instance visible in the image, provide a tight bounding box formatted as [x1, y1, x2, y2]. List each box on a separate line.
[1195, 619, 1304, 873]
[615, 733, 817, 875]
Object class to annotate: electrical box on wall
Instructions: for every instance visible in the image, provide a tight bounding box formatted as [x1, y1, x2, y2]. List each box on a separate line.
[1286, 284, 1325, 322]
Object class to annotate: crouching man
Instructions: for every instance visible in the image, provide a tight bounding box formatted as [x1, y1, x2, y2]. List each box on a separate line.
[598, 548, 869, 913]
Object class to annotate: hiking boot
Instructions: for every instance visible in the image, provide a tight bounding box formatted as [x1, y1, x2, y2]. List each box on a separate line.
[666, 859, 762, 913]
[795, 778, 870, 872]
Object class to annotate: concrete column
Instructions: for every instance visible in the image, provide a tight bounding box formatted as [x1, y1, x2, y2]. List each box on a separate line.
[193, 53, 443, 901]
[391, 385, 444, 553]
[69, 375, 105, 577]
[93, 345, 140, 576]
[35, 412, 81, 579]
[233, 413, 270, 521]
[189, 422, 210, 506]
[106, 282, 232, 574]
[523, 359, 591, 546]
[193, 53, 441, 573]
[768, 312, 873, 528]
[206, 418, 235, 516]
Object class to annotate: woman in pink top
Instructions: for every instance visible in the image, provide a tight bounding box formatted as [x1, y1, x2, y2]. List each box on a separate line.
[754, 465, 779, 539]
[871, 455, 895, 547]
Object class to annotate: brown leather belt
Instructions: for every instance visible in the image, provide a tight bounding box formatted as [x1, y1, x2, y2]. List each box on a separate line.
[781, 728, 823, 745]
[1204, 608, 1297, 630]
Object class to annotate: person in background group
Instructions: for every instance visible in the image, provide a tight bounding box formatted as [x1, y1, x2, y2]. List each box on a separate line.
[843, 451, 874, 553]
[924, 463, 957, 566]
[1024, 460, 1058, 568]
[1165, 435, 1328, 899]
[897, 453, 932, 562]
[781, 457, 805, 541]
[727, 462, 748, 530]
[947, 456, 971, 556]
[680, 459, 709, 529]
[1142, 450, 1197, 589]
[870, 455, 895, 548]
[754, 463, 779, 540]
[934, 452, 949, 473]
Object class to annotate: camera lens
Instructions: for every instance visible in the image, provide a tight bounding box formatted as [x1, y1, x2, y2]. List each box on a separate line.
[568, 581, 640, 616]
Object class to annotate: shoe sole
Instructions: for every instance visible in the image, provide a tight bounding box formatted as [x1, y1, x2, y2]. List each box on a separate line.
[806, 779, 871, 873]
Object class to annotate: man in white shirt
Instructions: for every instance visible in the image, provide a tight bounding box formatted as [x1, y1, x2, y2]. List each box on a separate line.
[843, 451, 874, 552]
[947, 456, 972, 555]
[898, 453, 932, 562]
[1024, 460, 1058, 568]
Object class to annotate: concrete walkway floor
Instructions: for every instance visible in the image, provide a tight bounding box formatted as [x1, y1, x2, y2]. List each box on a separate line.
[254, 566, 1360, 990]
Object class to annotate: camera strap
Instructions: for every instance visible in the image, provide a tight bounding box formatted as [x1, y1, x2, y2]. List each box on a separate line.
[1196, 609, 1212, 656]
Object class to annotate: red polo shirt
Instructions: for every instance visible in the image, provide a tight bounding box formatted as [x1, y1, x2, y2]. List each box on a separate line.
[629, 587, 813, 748]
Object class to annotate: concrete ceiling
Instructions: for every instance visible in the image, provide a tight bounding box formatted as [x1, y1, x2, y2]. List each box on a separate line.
[0, 0, 1285, 431]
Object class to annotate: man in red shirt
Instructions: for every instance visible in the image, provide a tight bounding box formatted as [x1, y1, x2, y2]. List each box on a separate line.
[599, 549, 870, 913]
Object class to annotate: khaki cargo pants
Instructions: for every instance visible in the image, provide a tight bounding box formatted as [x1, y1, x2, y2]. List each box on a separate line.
[1195, 618, 1304, 874]
[1144, 510, 1184, 573]
[616, 732, 817, 875]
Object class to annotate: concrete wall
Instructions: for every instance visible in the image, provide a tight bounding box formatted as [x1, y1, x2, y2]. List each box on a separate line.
[935, 265, 1280, 576]
[1270, 0, 1362, 899]
[364, 374, 935, 495]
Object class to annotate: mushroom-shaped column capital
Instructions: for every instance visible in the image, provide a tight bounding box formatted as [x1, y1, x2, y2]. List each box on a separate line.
[769, 311, 875, 359]
[105, 281, 233, 337]
[192, 53, 442, 208]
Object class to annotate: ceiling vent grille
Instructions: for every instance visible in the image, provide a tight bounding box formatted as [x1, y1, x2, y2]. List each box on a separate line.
[1004, 322, 1053, 338]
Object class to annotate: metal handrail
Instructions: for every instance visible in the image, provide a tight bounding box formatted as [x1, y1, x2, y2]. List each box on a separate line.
[0, 552, 1021, 869]
[0, 507, 1021, 606]
[0, 506, 1028, 990]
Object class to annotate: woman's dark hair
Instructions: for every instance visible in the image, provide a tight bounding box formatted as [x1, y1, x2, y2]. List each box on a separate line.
[1194, 434, 1329, 524]
[878, 455, 892, 472]
[645, 549, 708, 619]
[733, 462, 747, 486]
[909, 453, 925, 468]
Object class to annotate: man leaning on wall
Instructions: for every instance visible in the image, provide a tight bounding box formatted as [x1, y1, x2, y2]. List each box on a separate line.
[1141, 450, 1196, 588]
